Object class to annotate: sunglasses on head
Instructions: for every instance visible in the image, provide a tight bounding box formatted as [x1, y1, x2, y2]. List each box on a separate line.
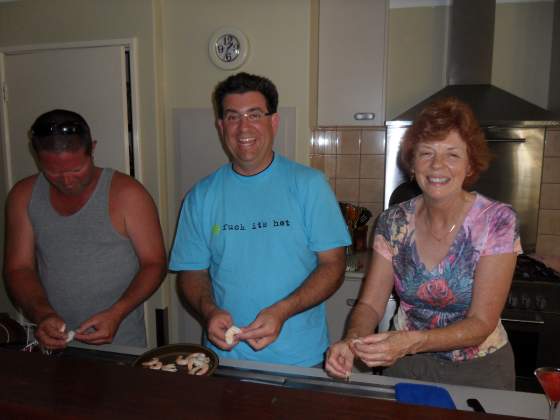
[31, 121, 89, 137]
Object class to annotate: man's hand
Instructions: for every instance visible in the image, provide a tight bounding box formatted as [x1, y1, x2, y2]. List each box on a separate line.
[35, 313, 69, 349]
[238, 305, 288, 351]
[74, 309, 123, 345]
[205, 308, 237, 350]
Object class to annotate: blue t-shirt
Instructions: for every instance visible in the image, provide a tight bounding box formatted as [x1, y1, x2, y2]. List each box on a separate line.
[169, 154, 351, 366]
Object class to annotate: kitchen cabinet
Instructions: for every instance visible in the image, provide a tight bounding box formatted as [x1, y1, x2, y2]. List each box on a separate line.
[317, 0, 388, 127]
[326, 274, 363, 343]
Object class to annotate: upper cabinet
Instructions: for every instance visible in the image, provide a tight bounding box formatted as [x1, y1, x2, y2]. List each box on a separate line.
[317, 0, 388, 127]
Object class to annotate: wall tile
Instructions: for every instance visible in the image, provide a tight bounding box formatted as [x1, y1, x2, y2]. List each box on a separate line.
[361, 129, 385, 155]
[359, 179, 384, 203]
[360, 155, 385, 179]
[540, 184, 560, 209]
[312, 129, 338, 155]
[311, 155, 337, 178]
[538, 210, 560, 235]
[335, 179, 359, 203]
[536, 234, 560, 256]
[337, 130, 360, 155]
[545, 129, 560, 157]
[337, 155, 360, 178]
[324, 155, 337, 178]
[542, 157, 560, 183]
[310, 155, 324, 171]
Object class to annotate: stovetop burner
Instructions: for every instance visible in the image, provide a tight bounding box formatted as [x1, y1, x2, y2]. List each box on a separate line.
[504, 255, 560, 314]
[513, 254, 560, 283]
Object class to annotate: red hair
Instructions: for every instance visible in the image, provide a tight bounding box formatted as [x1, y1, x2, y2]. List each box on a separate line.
[399, 97, 491, 187]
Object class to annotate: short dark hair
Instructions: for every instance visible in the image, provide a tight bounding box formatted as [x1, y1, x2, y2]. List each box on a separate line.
[399, 97, 491, 188]
[30, 109, 93, 155]
[212, 72, 278, 118]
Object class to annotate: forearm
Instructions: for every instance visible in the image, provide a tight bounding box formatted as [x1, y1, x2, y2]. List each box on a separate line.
[410, 315, 500, 354]
[178, 270, 220, 321]
[4, 268, 57, 323]
[344, 300, 383, 341]
[271, 247, 346, 321]
[110, 262, 166, 321]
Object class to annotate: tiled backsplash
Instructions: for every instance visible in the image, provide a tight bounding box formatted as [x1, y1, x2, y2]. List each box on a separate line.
[310, 127, 560, 257]
[537, 128, 560, 256]
[309, 128, 386, 237]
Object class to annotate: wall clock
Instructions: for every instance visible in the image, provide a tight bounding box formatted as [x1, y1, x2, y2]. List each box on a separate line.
[208, 27, 249, 70]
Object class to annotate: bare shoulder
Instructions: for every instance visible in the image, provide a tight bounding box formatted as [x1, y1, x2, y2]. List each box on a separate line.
[7, 174, 39, 208]
[109, 170, 157, 208]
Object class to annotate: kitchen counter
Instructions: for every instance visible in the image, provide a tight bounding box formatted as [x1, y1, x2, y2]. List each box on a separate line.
[0, 349, 547, 419]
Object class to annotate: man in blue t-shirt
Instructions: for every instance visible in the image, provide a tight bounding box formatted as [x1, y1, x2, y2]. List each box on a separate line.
[169, 72, 351, 367]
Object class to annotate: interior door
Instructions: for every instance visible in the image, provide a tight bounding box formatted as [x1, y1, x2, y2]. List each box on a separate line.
[1, 45, 129, 188]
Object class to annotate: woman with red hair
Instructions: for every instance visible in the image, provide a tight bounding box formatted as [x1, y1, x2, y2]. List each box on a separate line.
[326, 97, 521, 389]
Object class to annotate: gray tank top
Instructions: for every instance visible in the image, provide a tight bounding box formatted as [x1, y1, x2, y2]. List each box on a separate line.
[28, 168, 146, 347]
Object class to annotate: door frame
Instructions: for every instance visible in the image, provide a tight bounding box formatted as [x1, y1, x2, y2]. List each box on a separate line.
[0, 38, 142, 191]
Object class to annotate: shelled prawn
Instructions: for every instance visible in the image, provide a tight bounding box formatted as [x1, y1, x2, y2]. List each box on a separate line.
[185, 352, 211, 375]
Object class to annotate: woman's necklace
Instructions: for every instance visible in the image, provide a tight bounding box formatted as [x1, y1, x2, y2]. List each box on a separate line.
[426, 217, 456, 242]
[425, 204, 462, 242]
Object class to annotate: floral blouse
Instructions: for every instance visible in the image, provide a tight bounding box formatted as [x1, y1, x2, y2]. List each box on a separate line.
[374, 193, 522, 361]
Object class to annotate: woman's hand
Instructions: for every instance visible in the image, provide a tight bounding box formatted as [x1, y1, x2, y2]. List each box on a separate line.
[351, 331, 424, 367]
[325, 340, 355, 379]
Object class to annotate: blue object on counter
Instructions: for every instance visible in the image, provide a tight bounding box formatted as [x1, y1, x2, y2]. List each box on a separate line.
[395, 382, 456, 409]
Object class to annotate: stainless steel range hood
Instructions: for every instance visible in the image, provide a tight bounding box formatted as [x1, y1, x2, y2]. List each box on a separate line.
[388, 0, 559, 127]
[389, 84, 559, 127]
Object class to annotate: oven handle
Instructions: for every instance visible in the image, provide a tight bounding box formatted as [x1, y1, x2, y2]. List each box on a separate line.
[501, 317, 544, 325]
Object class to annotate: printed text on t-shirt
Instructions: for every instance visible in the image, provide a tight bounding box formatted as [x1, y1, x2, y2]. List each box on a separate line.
[217, 219, 291, 233]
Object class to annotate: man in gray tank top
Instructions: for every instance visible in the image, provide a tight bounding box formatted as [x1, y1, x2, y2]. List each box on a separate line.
[3, 109, 166, 349]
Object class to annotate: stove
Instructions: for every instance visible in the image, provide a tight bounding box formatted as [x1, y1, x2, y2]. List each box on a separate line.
[502, 254, 560, 393]
[507, 255, 560, 314]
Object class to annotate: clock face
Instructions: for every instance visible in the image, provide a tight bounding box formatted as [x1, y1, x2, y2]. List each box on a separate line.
[209, 27, 249, 70]
[215, 34, 240, 63]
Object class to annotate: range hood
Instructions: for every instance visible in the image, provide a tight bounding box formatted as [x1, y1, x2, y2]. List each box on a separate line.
[388, 0, 559, 127]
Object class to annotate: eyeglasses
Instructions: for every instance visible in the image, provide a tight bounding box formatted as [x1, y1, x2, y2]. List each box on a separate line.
[223, 109, 272, 124]
[31, 121, 89, 137]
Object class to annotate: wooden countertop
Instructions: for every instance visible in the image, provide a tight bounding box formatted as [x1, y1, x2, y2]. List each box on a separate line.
[0, 350, 531, 420]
